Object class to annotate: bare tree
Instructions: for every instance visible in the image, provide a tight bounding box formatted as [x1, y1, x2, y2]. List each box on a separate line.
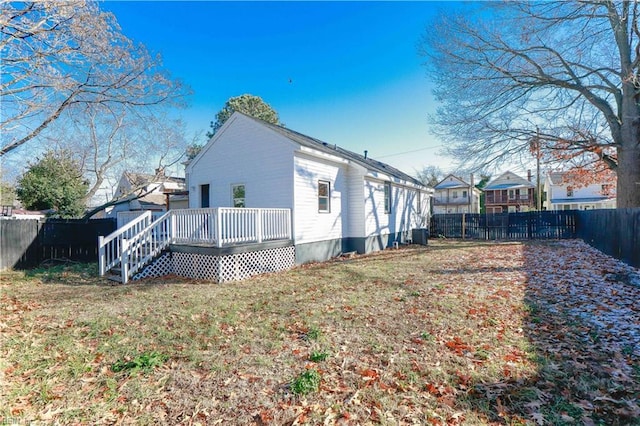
[49, 104, 189, 207]
[0, 1, 186, 156]
[415, 165, 446, 187]
[421, 1, 640, 207]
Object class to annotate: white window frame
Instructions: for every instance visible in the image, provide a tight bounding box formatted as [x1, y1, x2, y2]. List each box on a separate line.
[231, 184, 245, 208]
[318, 180, 330, 213]
[384, 182, 391, 214]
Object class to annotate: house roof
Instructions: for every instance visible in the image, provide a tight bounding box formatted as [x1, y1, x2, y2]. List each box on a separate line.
[551, 196, 612, 203]
[548, 172, 566, 185]
[434, 174, 470, 189]
[123, 171, 185, 187]
[240, 113, 427, 188]
[484, 171, 535, 190]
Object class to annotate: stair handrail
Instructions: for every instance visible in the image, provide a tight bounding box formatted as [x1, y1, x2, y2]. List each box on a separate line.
[98, 211, 152, 277]
[120, 210, 173, 283]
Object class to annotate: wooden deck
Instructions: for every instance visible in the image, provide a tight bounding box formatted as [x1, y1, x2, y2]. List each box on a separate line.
[99, 208, 292, 283]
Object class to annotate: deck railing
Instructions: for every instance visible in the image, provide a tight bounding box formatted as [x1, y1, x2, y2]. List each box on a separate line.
[117, 210, 165, 228]
[99, 208, 292, 283]
[98, 211, 152, 278]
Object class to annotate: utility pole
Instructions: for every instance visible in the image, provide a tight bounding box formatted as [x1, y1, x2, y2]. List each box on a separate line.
[536, 127, 542, 211]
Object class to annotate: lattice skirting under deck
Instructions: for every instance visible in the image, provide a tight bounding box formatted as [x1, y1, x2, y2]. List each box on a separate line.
[133, 252, 173, 281]
[132, 245, 295, 283]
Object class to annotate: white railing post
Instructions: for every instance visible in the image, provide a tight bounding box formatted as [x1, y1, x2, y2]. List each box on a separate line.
[98, 236, 105, 276]
[170, 210, 176, 243]
[216, 208, 223, 248]
[256, 209, 263, 243]
[121, 238, 129, 284]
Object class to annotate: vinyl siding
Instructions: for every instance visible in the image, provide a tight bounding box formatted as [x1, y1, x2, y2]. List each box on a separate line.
[364, 178, 428, 237]
[346, 167, 366, 238]
[187, 114, 295, 209]
[293, 152, 347, 244]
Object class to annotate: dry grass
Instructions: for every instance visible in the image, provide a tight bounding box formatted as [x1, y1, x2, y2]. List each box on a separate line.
[1, 240, 638, 425]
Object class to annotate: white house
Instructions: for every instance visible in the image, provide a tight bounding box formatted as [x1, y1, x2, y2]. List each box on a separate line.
[543, 172, 616, 211]
[186, 112, 433, 264]
[432, 174, 481, 214]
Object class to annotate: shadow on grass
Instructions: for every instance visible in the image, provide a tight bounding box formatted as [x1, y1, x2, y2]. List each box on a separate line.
[459, 241, 640, 425]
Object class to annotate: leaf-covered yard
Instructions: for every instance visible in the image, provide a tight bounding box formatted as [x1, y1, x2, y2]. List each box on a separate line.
[1, 240, 639, 425]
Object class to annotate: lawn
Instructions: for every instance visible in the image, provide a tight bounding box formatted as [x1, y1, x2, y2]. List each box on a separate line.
[1, 240, 638, 425]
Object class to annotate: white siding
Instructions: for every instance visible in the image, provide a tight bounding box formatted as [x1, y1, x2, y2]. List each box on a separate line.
[187, 114, 295, 210]
[364, 178, 388, 237]
[293, 152, 348, 244]
[346, 167, 366, 238]
[364, 178, 430, 237]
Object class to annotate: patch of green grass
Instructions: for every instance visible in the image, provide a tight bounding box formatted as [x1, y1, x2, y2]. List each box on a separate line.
[25, 262, 98, 284]
[622, 344, 635, 356]
[304, 326, 321, 341]
[291, 369, 321, 395]
[111, 351, 167, 374]
[420, 331, 435, 341]
[309, 351, 329, 362]
[543, 396, 583, 424]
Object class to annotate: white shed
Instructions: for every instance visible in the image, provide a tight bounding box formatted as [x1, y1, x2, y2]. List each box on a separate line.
[186, 112, 432, 263]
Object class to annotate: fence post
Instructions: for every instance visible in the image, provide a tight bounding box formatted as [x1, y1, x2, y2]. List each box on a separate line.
[462, 213, 466, 239]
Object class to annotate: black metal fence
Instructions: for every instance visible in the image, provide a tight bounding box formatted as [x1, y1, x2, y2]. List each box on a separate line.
[0, 218, 116, 270]
[430, 211, 577, 240]
[430, 209, 640, 268]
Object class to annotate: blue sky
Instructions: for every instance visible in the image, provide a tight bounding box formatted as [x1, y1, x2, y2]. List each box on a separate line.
[102, 1, 460, 176]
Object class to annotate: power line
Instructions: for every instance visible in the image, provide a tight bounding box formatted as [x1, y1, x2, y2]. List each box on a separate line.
[375, 145, 445, 159]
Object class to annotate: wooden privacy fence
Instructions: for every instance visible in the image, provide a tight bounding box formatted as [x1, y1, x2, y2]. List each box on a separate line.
[0, 218, 116, 270]
[430, 211, 577, 240]
[576, 208, 640, 269]
[430, 209, 640, 268]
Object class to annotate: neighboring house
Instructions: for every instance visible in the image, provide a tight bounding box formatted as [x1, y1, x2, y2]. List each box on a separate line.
[484, 171, 536, 214]
[102, 169, 186, 219]
[432, 174, 481, 214]
[543, 172, 616, 211]
[186, 112, 433, 264]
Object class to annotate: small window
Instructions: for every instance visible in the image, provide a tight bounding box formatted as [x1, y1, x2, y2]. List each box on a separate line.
[566, 186, 573, 197]
[384, 182, 391, 214]
[452, 190, 458, 199]
[462, 190, 468, 198]
[508, 189, 515, 200]
[318, 180, 330, 212]
[232, 184, 245, 208]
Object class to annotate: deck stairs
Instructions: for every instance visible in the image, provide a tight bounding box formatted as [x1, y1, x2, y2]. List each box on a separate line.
[99, 211, 172, 284]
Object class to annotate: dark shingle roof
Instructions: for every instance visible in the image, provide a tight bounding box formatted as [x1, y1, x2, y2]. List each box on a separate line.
[241, 113, 425, 187]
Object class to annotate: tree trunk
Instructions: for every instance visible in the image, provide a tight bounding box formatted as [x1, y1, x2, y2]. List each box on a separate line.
[617, 105, 640, 208]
